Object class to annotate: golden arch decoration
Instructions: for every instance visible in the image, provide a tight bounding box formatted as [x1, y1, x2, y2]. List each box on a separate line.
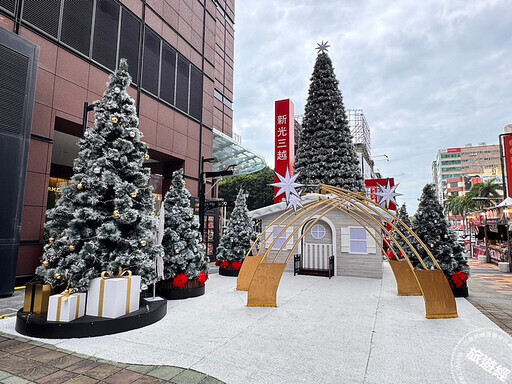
[237, 185, 457, 319]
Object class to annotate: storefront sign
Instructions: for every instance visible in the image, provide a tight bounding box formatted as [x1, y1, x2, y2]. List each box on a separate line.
[274, 99, 295, 204]
[447, 147, 461, 153]
[502, 134, 512, 197]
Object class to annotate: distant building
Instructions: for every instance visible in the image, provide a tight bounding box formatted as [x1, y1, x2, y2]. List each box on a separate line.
[433, 143, 502, 204]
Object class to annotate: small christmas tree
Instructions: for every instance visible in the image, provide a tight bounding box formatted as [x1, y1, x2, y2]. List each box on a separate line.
[36, 59, 160, 292]
[161, 169, 208, 288]
[394, 204, 421, 267]
[412, 184, 469, 283]
[216, 189, 258, 271]
[294, 43, 364, 192]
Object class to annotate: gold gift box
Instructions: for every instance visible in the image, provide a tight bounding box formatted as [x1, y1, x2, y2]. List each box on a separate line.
[23, 283, 54, 314]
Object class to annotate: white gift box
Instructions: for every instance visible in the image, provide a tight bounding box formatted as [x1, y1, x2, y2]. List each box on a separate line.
[47, 292, 86, 322]
[85, 275, 141, 319]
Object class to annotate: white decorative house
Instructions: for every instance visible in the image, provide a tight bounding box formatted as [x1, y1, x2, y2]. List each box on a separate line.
[249, 194, 385, 279]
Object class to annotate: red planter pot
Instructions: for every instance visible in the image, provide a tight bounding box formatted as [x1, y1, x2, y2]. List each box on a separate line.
[157, 279, 205, 300]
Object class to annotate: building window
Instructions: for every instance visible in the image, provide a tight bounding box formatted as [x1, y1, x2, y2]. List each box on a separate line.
[310, 224, 326, 240]
[60, 0, 93, 56]
[22, 0, 61, 38]
[269, 226, 293, 250]
[175, 54, 189, 113]
[0, 0, 16, 14]
[160, 42, 176, 105]
[118, 9, 140, 82]
[349, 227, 367, 254]
[142, 27, 160, 96]
[92, 0, 120, 71]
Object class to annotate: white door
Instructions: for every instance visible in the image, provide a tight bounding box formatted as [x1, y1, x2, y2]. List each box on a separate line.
[302, 221, 333, 270]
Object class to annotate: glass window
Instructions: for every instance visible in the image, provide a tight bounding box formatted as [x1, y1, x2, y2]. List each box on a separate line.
[350, 227, 367, 254]
[176, 54, 190, 113]
[0, 0, 16, 13]
[92, 0, 120, 70]
[272, 227, 287, 250]
[22, 0, 61, 38]
[214, 89, 223, 101]
[311, 224, 326, 240]
[60, 0, 93, 56]
[189, 65, 203, 120]
[119, 9, 140, 82]
[160, 43, 176, 105]
[142, 28, 160, 95]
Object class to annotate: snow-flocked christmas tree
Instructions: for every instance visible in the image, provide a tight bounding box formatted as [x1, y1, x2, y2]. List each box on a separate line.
[161, 169, 208, 288]
[412, 184, 469, 281]
[294, 42, 364, 192]
[216, 189, 259, 270]
[36, 59, 160, 292]
[393, 203, 422, 267]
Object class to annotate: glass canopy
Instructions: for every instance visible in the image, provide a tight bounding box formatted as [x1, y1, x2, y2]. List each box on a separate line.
[212, 129, 266, 176]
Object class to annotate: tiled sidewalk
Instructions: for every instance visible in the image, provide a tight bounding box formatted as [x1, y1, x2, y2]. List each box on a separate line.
[467, 258, 512, 336]
[0, 286, 223, 384]
[0, 333, 223, 384]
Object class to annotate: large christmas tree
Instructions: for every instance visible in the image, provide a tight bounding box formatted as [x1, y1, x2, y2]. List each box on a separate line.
[36, 59, 159, 292]
[216, 189, 258, 270]
[294, 43, 364, 192]
[161, 169, 208, 287]
[412, 184, 469, 279]
[394, 203, 422, 267]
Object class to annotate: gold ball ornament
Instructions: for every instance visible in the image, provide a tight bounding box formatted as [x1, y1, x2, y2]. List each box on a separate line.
[430, 244, 434, 248]
[189, 214, 194, 219]
[42, 261, 49, 268]
[150, 211, 156, 217]
[444, 234, 448, 239]
[181, 180, 186, 185]
[130, 192, 137, 198]
[113, 210, 120, 217]
[111, 116, 118, 124]
[77, 183, 83, 190]
[140, 240, 147, 247]
[69, 245, 76, 252]
[175, 249, 179, 254]
[49, 237, 54, 244]
[144, 154, 150, 160]
[54, 273, 61, 280]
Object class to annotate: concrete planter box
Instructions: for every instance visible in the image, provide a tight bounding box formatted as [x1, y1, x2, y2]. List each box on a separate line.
[498, 262, 510, 273]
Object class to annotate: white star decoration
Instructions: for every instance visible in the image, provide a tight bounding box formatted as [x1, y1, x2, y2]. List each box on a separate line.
[287, 194, 304, 212]
[316, 40, 330, 54]
[270, 168, 304, 212]
[374, 180, 402, 209]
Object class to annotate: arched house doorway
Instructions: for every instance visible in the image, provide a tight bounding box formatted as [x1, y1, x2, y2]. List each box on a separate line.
[300, 217, 337, 275]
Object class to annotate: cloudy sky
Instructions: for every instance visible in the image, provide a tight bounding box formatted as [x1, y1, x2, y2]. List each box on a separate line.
[231, 0, 512, 213]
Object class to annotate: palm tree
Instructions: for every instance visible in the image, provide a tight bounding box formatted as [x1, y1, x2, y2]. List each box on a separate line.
[444, 194, 476, 235]
[468, 178, 502, 209]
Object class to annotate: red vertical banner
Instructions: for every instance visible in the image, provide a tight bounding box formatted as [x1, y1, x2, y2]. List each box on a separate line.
[274, 99, 295, 203]
[503, 134, 512, 197]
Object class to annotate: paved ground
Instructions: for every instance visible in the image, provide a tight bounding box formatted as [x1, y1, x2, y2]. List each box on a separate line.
[467, 258, 512, 336]
[1, 261, 511, 383]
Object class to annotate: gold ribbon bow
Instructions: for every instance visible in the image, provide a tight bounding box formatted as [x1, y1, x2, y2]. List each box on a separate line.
[61, 288, 75, 302]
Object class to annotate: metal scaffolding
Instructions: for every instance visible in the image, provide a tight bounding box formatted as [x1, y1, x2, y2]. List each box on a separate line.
[294, 109, 371, 156]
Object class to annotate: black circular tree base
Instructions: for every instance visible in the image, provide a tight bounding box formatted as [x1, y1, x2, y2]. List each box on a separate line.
[219, 268, 239, 277]
[15, 298, 167, 339]
[158, 284, 205, 300]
